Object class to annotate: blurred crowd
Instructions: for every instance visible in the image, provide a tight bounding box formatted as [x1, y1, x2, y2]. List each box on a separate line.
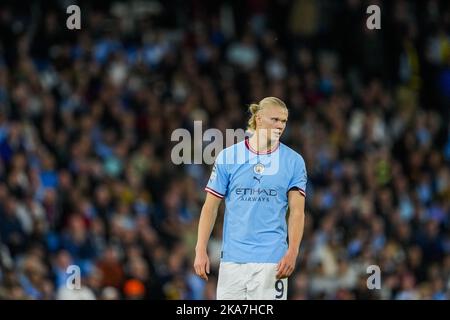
[1, 0, 450, 300]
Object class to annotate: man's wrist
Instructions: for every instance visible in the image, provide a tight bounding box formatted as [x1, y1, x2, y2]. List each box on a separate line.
[195, 245, 208, 253]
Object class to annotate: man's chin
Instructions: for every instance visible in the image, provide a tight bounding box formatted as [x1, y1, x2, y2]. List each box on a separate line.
[270, 135, 281, 144]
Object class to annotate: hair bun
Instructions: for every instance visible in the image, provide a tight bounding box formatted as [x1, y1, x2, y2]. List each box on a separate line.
[249, 103, 259, 115]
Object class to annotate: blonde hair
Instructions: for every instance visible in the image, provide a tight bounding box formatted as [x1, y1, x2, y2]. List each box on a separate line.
[247, 97, 288, 132]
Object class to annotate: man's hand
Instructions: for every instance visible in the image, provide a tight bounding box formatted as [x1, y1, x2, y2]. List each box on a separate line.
[276, 249, 298, 279]
[194, 249, 210, 281]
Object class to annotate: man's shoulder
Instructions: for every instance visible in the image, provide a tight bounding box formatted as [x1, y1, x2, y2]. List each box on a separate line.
[215, 140, 246, 164]
[221, 140, 246, 154]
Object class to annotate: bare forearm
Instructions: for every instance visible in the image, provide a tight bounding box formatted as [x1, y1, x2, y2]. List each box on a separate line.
[287, 209, 305, 254]
[195, 204, 218, 252]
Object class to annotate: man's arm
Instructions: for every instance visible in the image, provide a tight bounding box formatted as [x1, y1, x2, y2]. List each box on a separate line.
[194, 193, 222, 281]
[276, 190, 305, 279]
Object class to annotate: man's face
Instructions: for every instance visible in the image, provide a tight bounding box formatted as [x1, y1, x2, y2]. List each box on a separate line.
[256, 105, 288, 143]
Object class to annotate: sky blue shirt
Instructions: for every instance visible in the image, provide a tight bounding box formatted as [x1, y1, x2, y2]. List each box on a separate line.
[205, 138, 307, 263]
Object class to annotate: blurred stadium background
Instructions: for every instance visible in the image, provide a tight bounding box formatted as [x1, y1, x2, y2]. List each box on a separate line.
[1, 0, 450, 300]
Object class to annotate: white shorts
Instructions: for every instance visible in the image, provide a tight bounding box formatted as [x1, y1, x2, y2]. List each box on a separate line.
[216, 262, 288, 300]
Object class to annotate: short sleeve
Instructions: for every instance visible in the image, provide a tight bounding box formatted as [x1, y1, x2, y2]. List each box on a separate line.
[288, 155, 307, 197]
[205, 151, 229, 199]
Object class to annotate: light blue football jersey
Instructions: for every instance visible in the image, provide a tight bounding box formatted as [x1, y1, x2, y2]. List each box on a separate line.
[205, 138, 307, 263]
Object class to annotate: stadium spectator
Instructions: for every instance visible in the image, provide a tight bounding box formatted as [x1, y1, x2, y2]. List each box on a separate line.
[0, 0, 449, 299]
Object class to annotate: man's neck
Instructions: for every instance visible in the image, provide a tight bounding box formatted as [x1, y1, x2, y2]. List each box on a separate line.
[248, 132, 277, 153]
